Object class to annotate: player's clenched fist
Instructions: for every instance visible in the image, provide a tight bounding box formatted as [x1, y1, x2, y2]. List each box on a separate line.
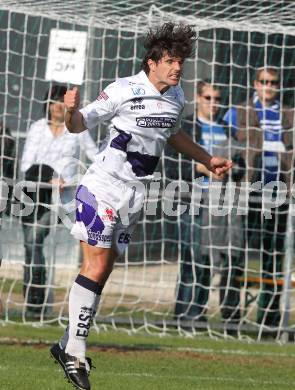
[209, 156, 232, 176]
[64, 87, 80, 112]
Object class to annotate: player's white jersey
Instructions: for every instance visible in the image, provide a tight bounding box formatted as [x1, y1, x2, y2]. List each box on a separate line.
[80, 70, 185, 181]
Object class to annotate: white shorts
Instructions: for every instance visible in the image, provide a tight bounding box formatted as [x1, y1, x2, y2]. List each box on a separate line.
[71, 168, 145, 256]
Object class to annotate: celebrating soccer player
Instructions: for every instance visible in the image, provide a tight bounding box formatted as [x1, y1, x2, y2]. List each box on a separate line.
[50, 22, 232, 390]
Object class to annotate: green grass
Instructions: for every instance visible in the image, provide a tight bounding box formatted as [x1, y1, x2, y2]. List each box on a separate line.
[1, 324, 295, 389]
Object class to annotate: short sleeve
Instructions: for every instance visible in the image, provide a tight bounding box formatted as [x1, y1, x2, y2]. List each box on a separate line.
[79, 81, 121, 130]
[170, 111, 183, 135]
[169, 87, 185, 135]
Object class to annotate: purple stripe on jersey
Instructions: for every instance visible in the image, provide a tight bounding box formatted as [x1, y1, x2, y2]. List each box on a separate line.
[110, 128, 159, 177]
[110, 129, 132, 152]
[76, 185, 105, 246]
[127, 151, 159, 177]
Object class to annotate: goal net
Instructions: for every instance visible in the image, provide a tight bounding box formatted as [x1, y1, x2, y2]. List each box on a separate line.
[1, 0, 295, 341]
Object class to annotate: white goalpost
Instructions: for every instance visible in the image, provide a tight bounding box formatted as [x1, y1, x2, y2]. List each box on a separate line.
[1, 0, 295, 341]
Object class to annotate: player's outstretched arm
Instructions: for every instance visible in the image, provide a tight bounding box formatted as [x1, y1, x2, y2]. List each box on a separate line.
[167, 130, 232, 177]
[64, 87, 87, 133]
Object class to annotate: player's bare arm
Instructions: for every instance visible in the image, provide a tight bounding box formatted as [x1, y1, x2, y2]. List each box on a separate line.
[64, 87, 87, 133]
[168, 130, 232, 177]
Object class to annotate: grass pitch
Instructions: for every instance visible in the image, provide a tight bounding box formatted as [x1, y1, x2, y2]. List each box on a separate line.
[1, 324, 295, 389]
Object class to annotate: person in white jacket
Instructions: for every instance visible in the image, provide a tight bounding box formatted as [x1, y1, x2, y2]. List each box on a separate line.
[20, 84, 97, 315]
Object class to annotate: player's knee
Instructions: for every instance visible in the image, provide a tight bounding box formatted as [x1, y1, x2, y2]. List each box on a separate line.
[91, 259, 113, 278]
[80, 246, 115, 282]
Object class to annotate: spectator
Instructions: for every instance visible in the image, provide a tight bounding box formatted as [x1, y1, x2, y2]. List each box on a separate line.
[0, 122, 16, 253]
[0, 122, 16, 219]
[166, 80, 245, 332]
[223, 67, 294, 332]
[20, 84, 97, 314]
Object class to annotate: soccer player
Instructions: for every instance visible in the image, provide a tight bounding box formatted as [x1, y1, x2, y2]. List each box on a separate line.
[50, 23, 232, 390]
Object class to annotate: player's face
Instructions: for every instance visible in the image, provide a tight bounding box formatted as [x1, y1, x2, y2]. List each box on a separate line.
[254, 70, 279, 106]
[197, 85, 221, 121]
[49, 100, 66, 123]
[148, 54, 184, 92]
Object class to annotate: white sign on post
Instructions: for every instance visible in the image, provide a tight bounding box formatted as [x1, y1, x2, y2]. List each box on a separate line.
[45, 29, 87, 85]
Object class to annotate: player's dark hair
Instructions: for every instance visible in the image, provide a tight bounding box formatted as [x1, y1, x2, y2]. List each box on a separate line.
[142, 22, 197, 74]
[43, 84, 67, 118]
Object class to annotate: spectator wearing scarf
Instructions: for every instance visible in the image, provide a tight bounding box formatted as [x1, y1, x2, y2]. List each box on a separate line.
[223, 67, 294, 333]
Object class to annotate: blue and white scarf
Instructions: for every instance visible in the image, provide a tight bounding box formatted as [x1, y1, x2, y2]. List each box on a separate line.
[253, 93, 284, 184]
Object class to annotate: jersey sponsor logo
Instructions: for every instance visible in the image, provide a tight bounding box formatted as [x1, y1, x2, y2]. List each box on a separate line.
[102, 207, 115, 222]
[131, 87, 145, 96]
[136, 117, 176, 128]
[131, 98, 143, 104]
[96, 91, 109, 101]
[131, 104, 145, 110]
[130, 97, 145, 110]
